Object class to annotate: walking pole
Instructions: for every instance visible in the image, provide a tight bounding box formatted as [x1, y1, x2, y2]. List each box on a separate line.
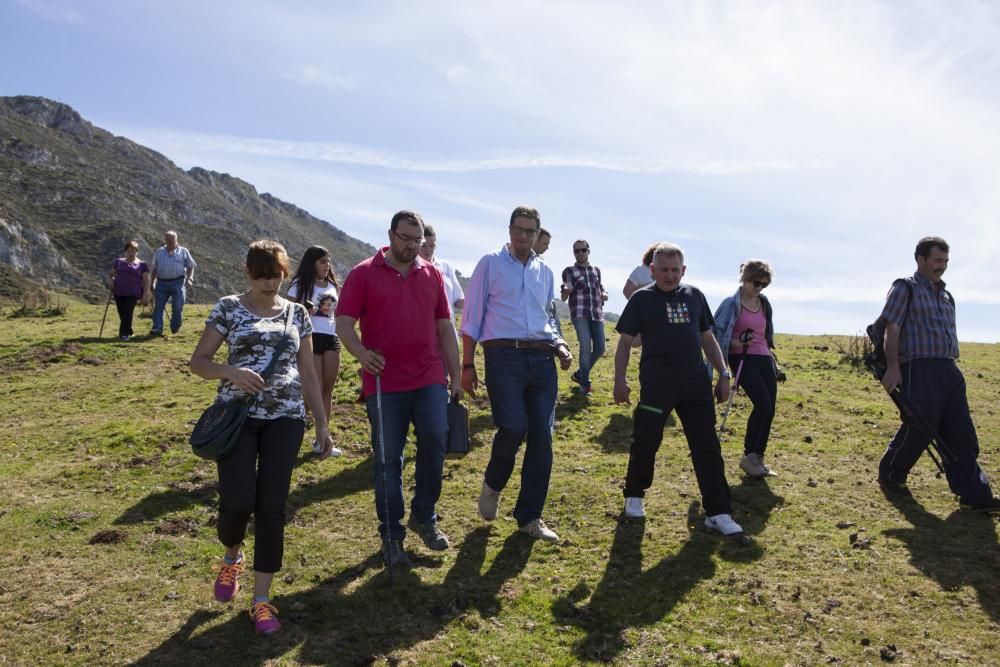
[98, 285, 114, 338]
[374, 369, 395, 586]
[719, 328, 754, 437]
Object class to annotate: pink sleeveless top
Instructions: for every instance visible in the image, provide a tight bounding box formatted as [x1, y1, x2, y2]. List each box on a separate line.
[730, 306, 771, 356]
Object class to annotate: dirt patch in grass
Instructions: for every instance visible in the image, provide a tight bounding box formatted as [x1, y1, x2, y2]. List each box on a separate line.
[88, 529, 127, 545]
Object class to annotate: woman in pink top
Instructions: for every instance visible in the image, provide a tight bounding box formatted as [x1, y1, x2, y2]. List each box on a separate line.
[712, 260, 779, 478]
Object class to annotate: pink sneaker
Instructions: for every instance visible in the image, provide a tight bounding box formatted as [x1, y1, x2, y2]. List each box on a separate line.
[249, 601, 281, 636]
[213, 559, 243, 602]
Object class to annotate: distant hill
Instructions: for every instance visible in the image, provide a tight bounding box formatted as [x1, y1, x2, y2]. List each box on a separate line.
[0, 96, 375, 303]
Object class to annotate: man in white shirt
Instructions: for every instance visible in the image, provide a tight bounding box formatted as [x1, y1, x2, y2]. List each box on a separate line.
[419, 225, 465, 333]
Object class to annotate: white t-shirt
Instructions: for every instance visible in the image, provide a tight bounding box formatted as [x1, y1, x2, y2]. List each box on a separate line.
[627, 264, 652, 289]
[433, 258, 464, 324]
[287, 279, 339, 336]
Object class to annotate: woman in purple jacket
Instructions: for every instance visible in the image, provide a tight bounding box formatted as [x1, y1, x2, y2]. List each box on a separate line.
[108, 241, 151, 340]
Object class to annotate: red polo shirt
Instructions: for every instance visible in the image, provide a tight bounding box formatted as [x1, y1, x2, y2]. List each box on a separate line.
[336, 247, 450, 397]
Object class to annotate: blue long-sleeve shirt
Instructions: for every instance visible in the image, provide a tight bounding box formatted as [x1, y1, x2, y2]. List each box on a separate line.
[460, 244, 564, 344]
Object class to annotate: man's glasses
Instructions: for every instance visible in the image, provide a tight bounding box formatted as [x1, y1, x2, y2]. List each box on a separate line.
[393, 230, 424, 245]
[574, 248, 590, 254]
[510, 225, 538, 238]
[752, 280, 770, 289]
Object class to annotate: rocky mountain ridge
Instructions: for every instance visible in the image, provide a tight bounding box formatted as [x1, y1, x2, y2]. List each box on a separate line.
[0, 95, 375, 303]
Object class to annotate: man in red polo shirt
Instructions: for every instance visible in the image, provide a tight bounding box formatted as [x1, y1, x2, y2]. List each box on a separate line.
[336, 210, 462, 568]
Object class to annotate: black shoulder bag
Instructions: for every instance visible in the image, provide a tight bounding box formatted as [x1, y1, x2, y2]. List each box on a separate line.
[190, 304, 296, 460]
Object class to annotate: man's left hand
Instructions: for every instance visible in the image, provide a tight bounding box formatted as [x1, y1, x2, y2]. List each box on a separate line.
[556, 344, 573, 371]
[185, 278, 194, 288]
[714, 377, 731, 403]
[449, 382, 464, 403]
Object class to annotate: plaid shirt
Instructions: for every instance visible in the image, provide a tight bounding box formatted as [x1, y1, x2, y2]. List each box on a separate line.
[881, 272, 958, 363]
[561, 264, 604, 321]
[151, 245, 196, 280]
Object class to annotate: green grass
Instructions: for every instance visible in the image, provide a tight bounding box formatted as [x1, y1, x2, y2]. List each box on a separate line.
[0, 304, 997, 665]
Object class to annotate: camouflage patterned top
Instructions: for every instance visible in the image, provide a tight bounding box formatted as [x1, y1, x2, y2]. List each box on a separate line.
[206, 296, 313, 420]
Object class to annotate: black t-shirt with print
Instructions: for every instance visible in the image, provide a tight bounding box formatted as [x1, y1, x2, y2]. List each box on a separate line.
[616, 283, 713, 384]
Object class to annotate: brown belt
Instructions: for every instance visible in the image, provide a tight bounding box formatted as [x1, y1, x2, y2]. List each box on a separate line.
[481, 338, 556, 352]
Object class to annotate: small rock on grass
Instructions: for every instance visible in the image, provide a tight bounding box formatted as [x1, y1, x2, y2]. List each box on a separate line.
[880, 644, 898, 661]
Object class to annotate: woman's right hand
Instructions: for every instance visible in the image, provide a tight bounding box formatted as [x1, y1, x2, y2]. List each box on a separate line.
[226, 366, 265, 394]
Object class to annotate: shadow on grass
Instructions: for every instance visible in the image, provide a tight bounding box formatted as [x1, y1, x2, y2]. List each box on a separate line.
[134, 526, 535, 665]
[594, 413, 633, 453]
[883, 495, 1000, 623]
[552, 482, 779, 662]
[113, 458, 374, 526]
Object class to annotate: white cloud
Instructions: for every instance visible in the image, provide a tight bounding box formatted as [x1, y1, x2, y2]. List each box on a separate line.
[289, 64, 359, 92]
[15, 0, 81, 23]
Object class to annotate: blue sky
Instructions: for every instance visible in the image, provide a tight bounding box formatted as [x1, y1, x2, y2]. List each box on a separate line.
[2, 0, 998, 341]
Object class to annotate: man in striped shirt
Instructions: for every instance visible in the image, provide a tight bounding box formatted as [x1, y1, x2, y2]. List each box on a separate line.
[878, 236, 999, 513]
[561, 240, 608, 395]
[149, 230, 197, 336]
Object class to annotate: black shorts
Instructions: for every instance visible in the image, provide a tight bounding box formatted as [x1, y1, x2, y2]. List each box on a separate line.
[312, 332, 342, 355]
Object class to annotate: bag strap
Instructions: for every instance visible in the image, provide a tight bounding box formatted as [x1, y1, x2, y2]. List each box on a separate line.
[258, 302, 296, 383]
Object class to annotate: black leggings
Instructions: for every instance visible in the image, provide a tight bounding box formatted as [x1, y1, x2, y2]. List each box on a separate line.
[728, 353, 777, 456]
[114, 295, 138, 338]
[216, 417, 304, 573]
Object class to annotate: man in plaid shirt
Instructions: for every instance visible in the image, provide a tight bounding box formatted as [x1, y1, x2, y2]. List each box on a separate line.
[561, 239, 608, 395]
[878, 236, 999, 513]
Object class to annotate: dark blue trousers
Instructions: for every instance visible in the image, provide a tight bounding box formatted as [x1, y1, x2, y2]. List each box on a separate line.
[879, 358, 993, 504]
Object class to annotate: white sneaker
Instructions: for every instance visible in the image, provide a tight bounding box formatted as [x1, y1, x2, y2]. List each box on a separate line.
[623, 497, 646, 518]
[312, 440, 343, 457]
[518, 518, 559, 542]
[478, 481, 501, 521]
[704, 513, 743, 536]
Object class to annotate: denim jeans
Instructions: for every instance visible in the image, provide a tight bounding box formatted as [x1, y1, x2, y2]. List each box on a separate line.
[571, 318, 606, 386]
[152, 277, 185, 333]
[365, 383, 448, 540]
[483, 346, 558, 526]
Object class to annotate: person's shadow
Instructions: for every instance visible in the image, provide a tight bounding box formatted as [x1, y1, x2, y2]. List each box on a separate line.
[133, 526, 535, 665]
[552, 480, 780, 663]
[882, 495, 999, 623]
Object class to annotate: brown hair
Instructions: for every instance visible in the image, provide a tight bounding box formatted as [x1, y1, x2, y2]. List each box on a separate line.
[509, 205, 540, 229]
[246, 240, 290, 279]
[915, 236, 948, 260]
[124, 240, 139, 252]
[537, 227, 551, 240]
[740, 259, 773, 283]
[640, 243, 658, 267]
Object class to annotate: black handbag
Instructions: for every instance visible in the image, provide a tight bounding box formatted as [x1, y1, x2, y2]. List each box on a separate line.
[190, 304, 295, 460]
[445, 399, 471, 459]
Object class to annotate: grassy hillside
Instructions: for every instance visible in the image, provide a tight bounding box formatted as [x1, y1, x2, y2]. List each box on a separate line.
[0, 304, 997, 666]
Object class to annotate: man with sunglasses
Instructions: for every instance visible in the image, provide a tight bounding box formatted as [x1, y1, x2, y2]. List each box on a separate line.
[336, 210, 463, 568]
[461, 206, 573, 542]
[561, 240, 609, 395]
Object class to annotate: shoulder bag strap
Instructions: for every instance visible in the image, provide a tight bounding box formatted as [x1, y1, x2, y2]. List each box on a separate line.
[258, 302, 296, 383]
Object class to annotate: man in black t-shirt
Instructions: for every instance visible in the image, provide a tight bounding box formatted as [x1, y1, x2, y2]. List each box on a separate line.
[613, 243, 743, 536]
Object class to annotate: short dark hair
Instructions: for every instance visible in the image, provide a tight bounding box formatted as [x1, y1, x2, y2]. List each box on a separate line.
[246, 240, 290, 279]
[537, 227, 551, 240]
[573, 239, 589, 250]
[124, 240, 139, 251]
[422, 224, 436, 238]
[740, 259, 773, 283]
[915, 236, 949, 260]
[390, 210, 425, 232]
[509, 206, 540, 229]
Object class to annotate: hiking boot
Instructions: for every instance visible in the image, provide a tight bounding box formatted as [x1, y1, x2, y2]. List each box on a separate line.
[149, 329, 163, 337]
[571, 371, 582, 386]
[249, 601, 281, 636]
[407, 516, 450, 550]
[213, 558, 243, 602]
[311, 439, 343, 457]
[878, 478, 914, 499]
[740, 453, 771, 478]
[960, 497, 1000, 514]
[623, 497, 646, 518]
[518, 518, 559, 542]
[478, 481, 501, 521]
[704, 513, 743, 536]
[381, 539, 411, 568]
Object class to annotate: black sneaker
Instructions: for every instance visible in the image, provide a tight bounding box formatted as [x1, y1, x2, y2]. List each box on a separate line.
[381, 539, 411, 568]
[878, 478, 914, 499]
[407, 516, 450, 551]
[149, 330, 163, 337]
[959, 497, 1000, 514]
[571, 371, 582, 386]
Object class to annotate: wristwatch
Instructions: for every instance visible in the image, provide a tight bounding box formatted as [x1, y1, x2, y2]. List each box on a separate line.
[719, 370, 732, 379]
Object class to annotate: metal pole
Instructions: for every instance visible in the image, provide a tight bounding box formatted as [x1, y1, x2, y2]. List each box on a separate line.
[375, 372, 394, 585]
[98, 286, 113, 338]
[719, 328, 754, 437]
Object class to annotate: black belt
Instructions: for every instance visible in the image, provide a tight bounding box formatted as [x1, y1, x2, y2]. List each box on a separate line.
[159, 276, 184, 281]
[482, 339, 556, 352]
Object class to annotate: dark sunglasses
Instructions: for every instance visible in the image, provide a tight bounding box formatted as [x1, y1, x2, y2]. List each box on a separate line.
[752, 280, 769, 289]
[574, 248, 590, 253]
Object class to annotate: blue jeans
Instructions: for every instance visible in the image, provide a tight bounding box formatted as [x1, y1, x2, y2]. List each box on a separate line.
[571, 318, 606, 386]
[152, 277, 185, 333]
[483, 346, 558, 526]
[365, 383, 448, 540]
